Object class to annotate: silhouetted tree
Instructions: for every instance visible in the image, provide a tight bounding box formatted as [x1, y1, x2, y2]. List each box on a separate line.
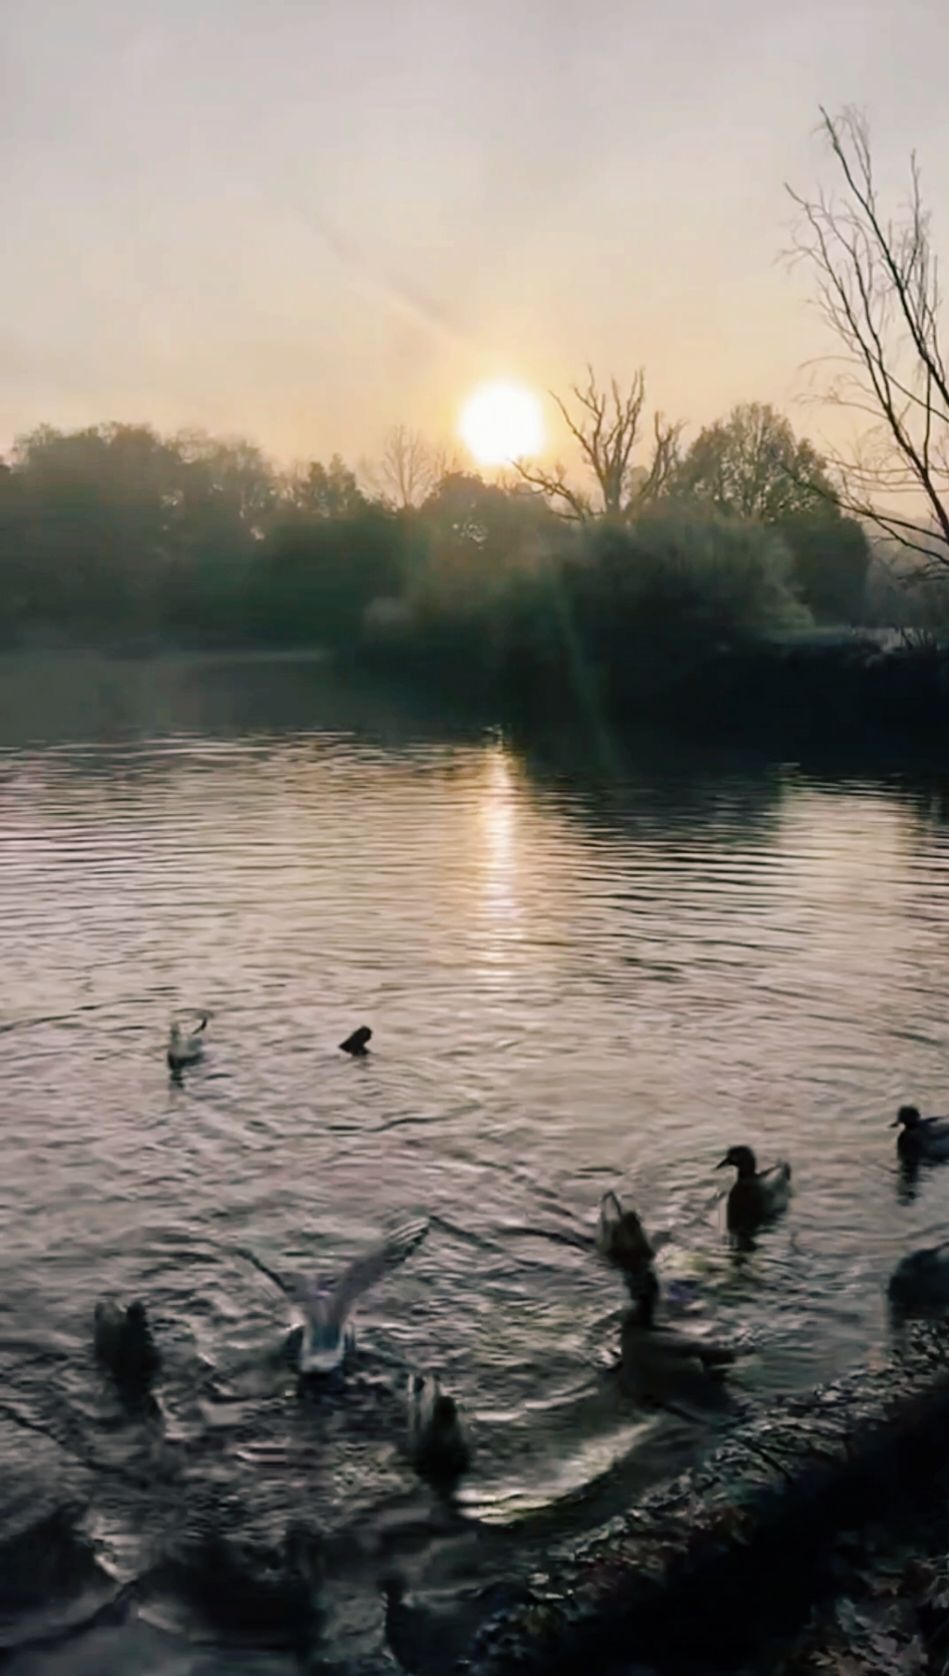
[672, 404, 869, 622]
[515, 366, 681, 521]
[288, 455, 368, 520]
[789, 108, 949, 570]
[673, 403, 831, 521]
[362, 426, 440, 509]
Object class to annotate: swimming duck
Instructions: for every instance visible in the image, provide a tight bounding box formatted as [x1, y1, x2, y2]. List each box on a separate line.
[892, 1105, 949, 1162]
[716, 1146, 791, 1233]
[339, 1025, 372, 1056]
[888, 1241, 949, 1313]
[241, 1216, 429, 1375]
[407, 1373, 470, 1484]
[167, 1014, 207, 1071]
[93, 1299, 162, 1390]
[597, 1191, 655, 1273]
[619, 1278, 735, 1404]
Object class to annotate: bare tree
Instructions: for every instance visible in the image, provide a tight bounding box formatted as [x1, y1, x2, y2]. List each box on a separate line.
[789, 108, 949, 569]
[515, 366, 681, 521]
[361, 425, 446, 509]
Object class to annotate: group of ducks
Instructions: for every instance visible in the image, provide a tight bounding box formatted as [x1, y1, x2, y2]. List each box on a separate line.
[593, 1146, 794, 1399]
[157, 1010, 949, 1418]
[94, 1210, 469, 1487]
[601, 1104, 949, 1397]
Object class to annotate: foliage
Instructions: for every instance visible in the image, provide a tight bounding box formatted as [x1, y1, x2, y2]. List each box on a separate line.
[558, 506, 809, 705]
[0, 418, 813, 713]
[671, 403, 870, 622]
[673, 402, 832, 522]
[385, 498, 809, 712]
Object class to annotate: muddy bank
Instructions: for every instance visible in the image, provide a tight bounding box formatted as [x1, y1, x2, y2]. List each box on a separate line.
[466, 1324, 949, 1676]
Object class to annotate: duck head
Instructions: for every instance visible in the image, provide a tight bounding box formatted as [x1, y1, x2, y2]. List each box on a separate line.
[893, 1105, 922, 1130]
[340, 1026, 372, 1056]
[717, 1145, 757, 1178]
[431, 1393, 459, 1433]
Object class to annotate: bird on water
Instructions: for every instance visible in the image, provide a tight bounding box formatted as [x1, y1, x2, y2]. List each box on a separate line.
[240, 1217, 429, 1375]
[339, 1025, 372, 1057]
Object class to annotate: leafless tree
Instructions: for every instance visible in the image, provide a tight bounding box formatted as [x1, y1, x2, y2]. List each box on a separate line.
[361, 425, 457, 509]
[515, 366, 682, 521]
[789, 107, 949, 570]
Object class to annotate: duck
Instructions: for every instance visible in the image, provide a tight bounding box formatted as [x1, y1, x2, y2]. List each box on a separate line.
[339, 1024, 372, 1056]
[716, 1146, 791, 1233]
[407, 1373, 470, 1484]
[892, 1105, 949, 1162]
[240, 1216, 429, 1375]
[167, 1014, 207, 1071]
[597, 1191, 654, 1273]
[888, 1241, 949, 1313]
[619, 1279, 736, 1404]
[93, 1299, 162, 1391]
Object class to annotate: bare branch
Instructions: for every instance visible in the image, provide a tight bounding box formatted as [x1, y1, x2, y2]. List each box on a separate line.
[515, 366, 677, 519]
[361, 425, 441, 509]
[788, 108, 949, 568]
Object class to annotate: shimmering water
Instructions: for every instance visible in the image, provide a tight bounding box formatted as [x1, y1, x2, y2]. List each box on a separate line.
[2, 653, 949, 1673]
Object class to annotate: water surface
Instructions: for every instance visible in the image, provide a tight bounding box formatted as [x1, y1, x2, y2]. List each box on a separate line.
[2, 653, 949, 1672]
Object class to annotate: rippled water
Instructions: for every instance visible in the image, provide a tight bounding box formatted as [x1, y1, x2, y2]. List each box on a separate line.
[3, 653, 949, 1672]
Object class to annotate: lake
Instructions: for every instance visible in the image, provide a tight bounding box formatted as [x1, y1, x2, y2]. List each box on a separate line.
[2, 652, 949, 1674]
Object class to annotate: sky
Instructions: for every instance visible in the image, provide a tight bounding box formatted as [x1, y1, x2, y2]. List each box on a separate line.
[2, 0, 948, 471]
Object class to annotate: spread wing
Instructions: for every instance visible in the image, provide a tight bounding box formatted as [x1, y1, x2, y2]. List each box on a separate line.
[306, 1217, 430, 1329]
[236, 1218, 429, 1328]
[234, 1246, 297, 1298]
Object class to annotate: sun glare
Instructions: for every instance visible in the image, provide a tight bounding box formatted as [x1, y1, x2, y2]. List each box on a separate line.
[459, 381, 544, 466]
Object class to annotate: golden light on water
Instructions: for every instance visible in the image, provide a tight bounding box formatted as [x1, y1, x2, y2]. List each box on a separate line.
[459, 381, 544, 466]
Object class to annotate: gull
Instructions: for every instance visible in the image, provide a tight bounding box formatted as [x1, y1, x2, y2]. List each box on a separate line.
[240, 1217, 429, 1374]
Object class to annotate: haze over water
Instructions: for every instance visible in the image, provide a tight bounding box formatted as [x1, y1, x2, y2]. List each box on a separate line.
[1, 654, 949, 1669]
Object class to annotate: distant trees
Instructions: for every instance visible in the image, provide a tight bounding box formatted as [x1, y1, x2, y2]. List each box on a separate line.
[0, 383, 874, 678]
[673, 403, 831, 522]
[515, 366, 682, 521]
[1, 423, 281, 643]
[671, 402, 870, 621]
[790, 107, 949, 571]
[361, 426, 441, 510]
[287, 454, 369, 519]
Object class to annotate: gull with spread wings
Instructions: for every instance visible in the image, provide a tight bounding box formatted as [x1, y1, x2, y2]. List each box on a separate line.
[239, 1218, 430, 1375]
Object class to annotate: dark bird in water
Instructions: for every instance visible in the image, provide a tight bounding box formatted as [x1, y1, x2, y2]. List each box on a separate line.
[240, 1217, 429, 1375]
[167, 1013, 208, 1071]
[892, 1104, 949, 1162]
[716, 1145, 791, 1233]
[620, 1272, 736, 1404]
[889, 1240, 949, 1313]
[339, 1025, 372, 1056]
[407, 1373, 470, 1484]
[597, 1191, 654, 1273]
[94, 1299, 162, 1391]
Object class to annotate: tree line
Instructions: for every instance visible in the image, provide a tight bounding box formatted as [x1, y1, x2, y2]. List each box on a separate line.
[0, 399, 869, 673]
[4, 104, 949, 732]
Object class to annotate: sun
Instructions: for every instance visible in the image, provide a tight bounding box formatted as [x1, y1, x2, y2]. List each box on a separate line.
[459, 380, 544, 466]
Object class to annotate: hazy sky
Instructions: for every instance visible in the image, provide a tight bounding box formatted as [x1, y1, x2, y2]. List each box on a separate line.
[3, 0, 948, 469]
